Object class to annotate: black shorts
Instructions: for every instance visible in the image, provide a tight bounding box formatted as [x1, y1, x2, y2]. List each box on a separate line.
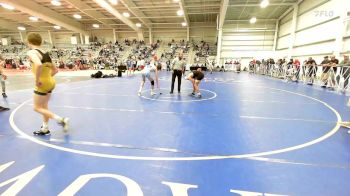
[193, 71, 204, 80]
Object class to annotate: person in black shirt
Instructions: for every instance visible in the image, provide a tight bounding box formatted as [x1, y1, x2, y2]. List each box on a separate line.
[186, 68, 204, 98]
[306, 57, 317, 85]
[329, 55, 339, 89]
[321, 56, 331, 87]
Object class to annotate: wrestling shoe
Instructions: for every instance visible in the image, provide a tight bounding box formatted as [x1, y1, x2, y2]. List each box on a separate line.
[33, 127, 50, 136]
[58, 117, 70, 132]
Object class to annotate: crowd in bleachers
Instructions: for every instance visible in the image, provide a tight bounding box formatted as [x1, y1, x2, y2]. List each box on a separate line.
[2, 38, 349, 92]
[0, 38, 221, 74]
[194, 40, 211, 57]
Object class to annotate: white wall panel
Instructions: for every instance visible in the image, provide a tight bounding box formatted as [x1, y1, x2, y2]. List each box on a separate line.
[222, 34, 275, 41]
[280, 10, 293, 24]
[292, 41, 334, 57]
[221, 50, 276, 59]
[224, 23, 276, 30]
[277, 35, 290, 49]
[345, 22, 350, 36]
[298, 0, 329, 15]
[297, 0, 339, 31]
[222, 40, 274, 46]
[294, 20, 338, 45]
[221, 45, 273, 51]
[276, 49, 289, 58]
[279, 20, 292, 37]
[343, 37, 350, 53]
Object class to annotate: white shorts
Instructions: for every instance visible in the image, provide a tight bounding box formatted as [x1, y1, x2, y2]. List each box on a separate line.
[142, 72, 153, 82]
[0, 74, 5, 82]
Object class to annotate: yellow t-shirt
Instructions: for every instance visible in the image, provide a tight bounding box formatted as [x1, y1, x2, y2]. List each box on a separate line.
[30, 49, 56, 93]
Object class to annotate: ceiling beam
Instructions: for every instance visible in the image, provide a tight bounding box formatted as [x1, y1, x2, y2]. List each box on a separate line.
[1, 0, 89, 35]
[188, 12, 220, 15]
[179, 0, 190, 25]
[225, 19, 278, 22]
[64, 0, 116, 27]
[228, 3, 295, 7]
[218, 0, 229, 29]
[91, 0, 143, 40]
[119, 0, 152, 28]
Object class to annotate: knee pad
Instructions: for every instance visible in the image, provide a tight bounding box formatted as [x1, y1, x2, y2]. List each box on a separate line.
[151, 80, 155, 86]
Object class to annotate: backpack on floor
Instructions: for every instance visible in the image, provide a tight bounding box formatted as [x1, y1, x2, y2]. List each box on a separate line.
[91, 71, 103, 78]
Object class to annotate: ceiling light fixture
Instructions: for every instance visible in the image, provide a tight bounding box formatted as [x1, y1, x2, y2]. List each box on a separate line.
[17, 26, 26, 31]
[53, 25, 61, 30]
[51, 0, 61, 6]
[123, 12, 130, 17]
[0, 3, 15, 10]
[181, 22, 187, 27]
[136, 23, 142, 27]
[73, 14, 82, 19]
[260, 0, 269, 8]
[108, 0, 118, 5]
[29, 16, 39, 21]
[250, 17, 257, 24]
[93, 24, 100, 28]
[177, 10, 184, 16]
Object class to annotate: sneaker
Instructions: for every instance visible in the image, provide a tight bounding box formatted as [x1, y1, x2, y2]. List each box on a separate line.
[58, 117, 70, 132]
[33, 129, 50, 136]
[190, 92, 195, 96]
[137, 91, 141, 96]
[196, 94, 202, 98]
[151, 92, 156, 96]
[170, 91, 174, 94]
[2, 93, 7, 98]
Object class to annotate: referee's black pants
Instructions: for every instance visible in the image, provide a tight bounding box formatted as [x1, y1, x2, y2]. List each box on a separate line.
[171, 70, 182, 93]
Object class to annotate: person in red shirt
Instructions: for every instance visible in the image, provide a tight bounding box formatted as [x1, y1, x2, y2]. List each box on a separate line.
[294, 59, 301, 81]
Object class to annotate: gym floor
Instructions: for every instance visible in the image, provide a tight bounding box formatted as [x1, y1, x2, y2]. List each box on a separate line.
[1, 70, 350, 196]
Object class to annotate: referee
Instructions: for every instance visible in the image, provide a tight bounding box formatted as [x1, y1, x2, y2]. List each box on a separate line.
[170, 55, 186, 94]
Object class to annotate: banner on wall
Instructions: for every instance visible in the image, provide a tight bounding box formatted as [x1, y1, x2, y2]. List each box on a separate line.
[1, 38, 10, 46]
[71, 36, 77, 45]
[84, 35, 90, 45]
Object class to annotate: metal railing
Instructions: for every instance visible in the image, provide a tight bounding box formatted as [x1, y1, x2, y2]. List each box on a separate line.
[248, 63, 350, 92]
